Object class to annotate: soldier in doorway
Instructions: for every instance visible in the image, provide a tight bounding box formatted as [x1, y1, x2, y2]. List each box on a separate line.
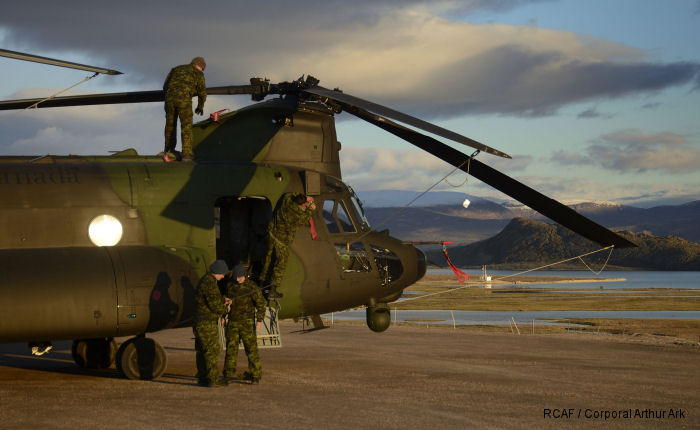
[259, 193, 316, 298]
[223, 265, 266, 384]
[162, 56, 207, 162]
[193, 259, 230, 387]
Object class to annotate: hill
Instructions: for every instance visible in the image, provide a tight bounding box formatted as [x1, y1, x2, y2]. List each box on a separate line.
[425, 217, 700, 271]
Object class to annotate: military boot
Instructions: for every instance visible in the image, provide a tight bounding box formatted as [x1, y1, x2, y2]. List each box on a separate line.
[241, 371, 260, 385]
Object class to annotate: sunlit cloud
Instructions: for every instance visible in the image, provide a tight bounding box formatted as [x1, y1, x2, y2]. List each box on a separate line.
[552, 129, 700, 174]
[340, 146, 532, 192]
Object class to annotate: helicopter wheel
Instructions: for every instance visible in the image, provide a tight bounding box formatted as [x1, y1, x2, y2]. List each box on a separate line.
[116, 335, 168, 380]
[71, 338, 118, 369]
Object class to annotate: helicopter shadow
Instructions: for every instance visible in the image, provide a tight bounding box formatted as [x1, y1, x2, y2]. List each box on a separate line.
[0, 341, 122, 380]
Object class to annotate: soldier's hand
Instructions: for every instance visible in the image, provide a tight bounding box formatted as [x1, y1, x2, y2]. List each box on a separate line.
[195, 107, 204, 115]
[256, 321, 262, 331]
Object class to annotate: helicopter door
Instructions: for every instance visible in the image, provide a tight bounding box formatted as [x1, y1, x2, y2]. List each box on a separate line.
[214, 196, 272, 269]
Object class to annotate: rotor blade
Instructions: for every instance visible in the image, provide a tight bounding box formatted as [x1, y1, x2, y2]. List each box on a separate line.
[0, 48, 122, 75]
[343, 103, 636, 248]
[304, 86, 511, 159]
[0, 85, 261, 110]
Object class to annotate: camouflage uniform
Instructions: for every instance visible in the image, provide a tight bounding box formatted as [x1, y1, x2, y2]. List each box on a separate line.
[193, 272, 226, 385]
[223, 279, 266, 380]
[163, 63, 206, 157]
[260, 193, 313, 291]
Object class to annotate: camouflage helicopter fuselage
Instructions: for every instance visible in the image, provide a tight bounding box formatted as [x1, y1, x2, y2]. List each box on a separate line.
[0, 98, 426, 343]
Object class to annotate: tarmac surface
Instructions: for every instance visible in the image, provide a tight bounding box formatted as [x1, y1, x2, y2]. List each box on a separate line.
[1, 321, 698, 429]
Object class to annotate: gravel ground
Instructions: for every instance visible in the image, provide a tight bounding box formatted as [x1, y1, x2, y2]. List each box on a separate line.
[1, 321, 698, 429]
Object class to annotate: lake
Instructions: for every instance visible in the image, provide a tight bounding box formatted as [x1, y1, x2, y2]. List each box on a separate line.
[429, 269, 700, 290]
[325, 270, 700, 326]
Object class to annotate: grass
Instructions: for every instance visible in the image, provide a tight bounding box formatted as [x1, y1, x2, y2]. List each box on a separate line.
[384, 274, 700, 342]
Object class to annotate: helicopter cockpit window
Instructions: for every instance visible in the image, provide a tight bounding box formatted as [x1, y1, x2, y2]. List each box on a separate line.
[370, 245, 403, 286]
[334, 242, 372, 273]
[350, 196, 370, 229]
[322, 199, 357, 234]
[336, 201, 356, 233]
[323, 200, 340, 234]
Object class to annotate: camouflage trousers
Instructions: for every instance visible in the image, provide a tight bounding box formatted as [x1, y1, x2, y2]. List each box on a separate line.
[164, 99, 194, 156]
[223, 318, 261, 379]
[260, 236, 290, 290]
[193, 320, 220, 383]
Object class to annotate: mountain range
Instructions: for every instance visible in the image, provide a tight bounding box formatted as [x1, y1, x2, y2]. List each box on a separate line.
[358, 190, 700, 245]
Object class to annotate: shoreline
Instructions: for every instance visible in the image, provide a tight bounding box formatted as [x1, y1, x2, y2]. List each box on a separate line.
[416, 273, 626, 286]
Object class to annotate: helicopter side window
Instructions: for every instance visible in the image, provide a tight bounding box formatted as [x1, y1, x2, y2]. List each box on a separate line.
[370, 245, 403, 286]
[334, 242, 372, 273]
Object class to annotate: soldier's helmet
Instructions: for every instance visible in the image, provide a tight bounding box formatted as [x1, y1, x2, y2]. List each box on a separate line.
[191, 56, 206, 70]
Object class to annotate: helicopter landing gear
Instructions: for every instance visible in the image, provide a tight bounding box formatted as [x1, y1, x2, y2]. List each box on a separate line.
[71, 338, 118, 369]
[116, 335, 168, 380]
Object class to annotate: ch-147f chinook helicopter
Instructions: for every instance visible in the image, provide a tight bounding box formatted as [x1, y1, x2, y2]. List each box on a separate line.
[0, 49, 635, 380]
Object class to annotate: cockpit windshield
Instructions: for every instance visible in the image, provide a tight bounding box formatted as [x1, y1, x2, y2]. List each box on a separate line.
[349, 195, 370, 229]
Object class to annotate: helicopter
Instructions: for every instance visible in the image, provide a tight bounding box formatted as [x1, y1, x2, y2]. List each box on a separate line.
[0, 49, 635, 380]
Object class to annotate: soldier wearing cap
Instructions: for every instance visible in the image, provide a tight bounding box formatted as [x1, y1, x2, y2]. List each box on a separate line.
[260, 193, 316, 298]
[223, 264, 266, 384]
[163, 57, 207, 162]
[193, 259, 230, 387]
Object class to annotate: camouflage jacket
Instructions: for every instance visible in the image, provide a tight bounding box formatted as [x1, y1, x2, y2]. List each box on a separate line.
[194, 272, 226, 320]
[269, 193, 313, 245]
[226, 279, 266, 323]
[163, 64, 207, 109]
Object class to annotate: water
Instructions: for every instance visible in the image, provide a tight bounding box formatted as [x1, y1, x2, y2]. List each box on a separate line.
[325, 270, 700, 326]
[326, 309, 700, 326]
[429, 269, 700, 290]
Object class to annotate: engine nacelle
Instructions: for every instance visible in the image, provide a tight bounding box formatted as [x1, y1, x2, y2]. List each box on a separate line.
[366, 303, 391, 332]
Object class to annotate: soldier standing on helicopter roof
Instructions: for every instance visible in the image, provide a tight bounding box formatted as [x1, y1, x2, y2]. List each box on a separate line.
[162, 57, 207, 162]
[260, 193, 316, 298]
[223, 265, 266, 384]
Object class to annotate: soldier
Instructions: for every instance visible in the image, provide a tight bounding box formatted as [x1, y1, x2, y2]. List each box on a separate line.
[260, 193, 316, 298]
[162, 57, 207, 162]
[223, 264, 266, 384]
[193, 259, 231, 387]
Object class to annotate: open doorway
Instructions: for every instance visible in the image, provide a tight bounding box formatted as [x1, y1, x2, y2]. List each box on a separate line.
[214, 196, 272, 276]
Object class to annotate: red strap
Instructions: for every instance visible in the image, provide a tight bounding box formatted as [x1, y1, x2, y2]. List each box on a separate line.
[442, 242, 469, 283]
[209, 109, 229, 123]
[309, 217, 318, 240]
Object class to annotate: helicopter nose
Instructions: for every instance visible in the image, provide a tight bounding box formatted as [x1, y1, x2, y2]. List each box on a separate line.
[414, 246, 427, 281]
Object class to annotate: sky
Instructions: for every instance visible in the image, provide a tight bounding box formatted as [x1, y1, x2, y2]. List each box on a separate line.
[1, 0, 699, 208]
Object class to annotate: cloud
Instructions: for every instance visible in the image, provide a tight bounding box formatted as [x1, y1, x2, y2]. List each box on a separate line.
[576, 107, 613, 119]
[549, 150, 595, 166]
[0, 104, 163, 155]
[0, 85, 243, 155]
[340, 146, 531, 191]
[1, 1, 698, 119]
[551, 129, 700, 174]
